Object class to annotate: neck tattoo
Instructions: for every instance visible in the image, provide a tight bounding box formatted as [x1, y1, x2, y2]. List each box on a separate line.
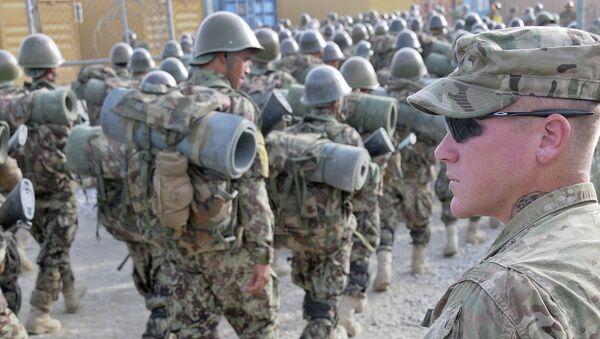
[510, 191, 548, 219]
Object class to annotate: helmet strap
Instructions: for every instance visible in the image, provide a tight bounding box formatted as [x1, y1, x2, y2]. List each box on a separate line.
[226, 52, 234, 87]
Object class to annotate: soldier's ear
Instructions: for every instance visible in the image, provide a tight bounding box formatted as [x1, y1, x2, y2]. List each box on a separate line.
[536, 114, 571, 164]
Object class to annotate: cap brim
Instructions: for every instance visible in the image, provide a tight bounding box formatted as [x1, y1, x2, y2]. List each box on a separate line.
[407, 77, 518, 118]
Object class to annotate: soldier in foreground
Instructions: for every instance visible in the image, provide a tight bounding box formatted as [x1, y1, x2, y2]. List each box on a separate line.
[171, 11, 278, 338]
[16, 33, 85, 334]
[409, 26, 600, 337]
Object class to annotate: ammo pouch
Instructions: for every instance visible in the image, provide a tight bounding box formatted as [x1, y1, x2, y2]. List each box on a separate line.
[152, 150, 193, 230]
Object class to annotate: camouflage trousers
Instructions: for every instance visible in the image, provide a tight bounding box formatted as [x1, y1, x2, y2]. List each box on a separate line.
[379, 179, 432, 249]
[345, 209, 380, 297]
[167, 246, 279, 339]
[126, 241, 172, 339]
[29, 196, 78, 312]
[0, 292, 26, 339]
[290, 222, 354, 339]
[0, 231, 22, 315]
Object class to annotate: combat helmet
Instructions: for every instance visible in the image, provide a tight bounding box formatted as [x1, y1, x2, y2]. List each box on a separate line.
[333, 30, 353, 51]
[351, 23, 369, 44]
[160, 57, 189, 83]
[390, 47, 427, 80]
[192, 11, 262, 64]
[453, 19, 465, 31]
[340, 56, 378, 90]
[110, 42, 133, 67]
[323, 24, 336, 40]
[394, 29, 422, 52]
[565, 1, 574, 9]
[18, 33, 64, 77]
[428, 14, 448, 35]
[322, 41, 344, 62]
[253, 28, 280, 63]
[281, 38, 299, 56]
[374, 21, 389, 35]
[389, 18, 407, 33]
[409, 17, 423, 32]
[299, 30, 326, 54]
[161, 40, 183, 59]
[301, 64, 351, 107]
[364, 22, 375, 37]
[535, 10, 557, 26]
[0, 50, 22, 83]
[534, 2, 544, 14]
[278, 29, 292, 42]
[129, 48, 155, 74]
[509, 17, 524, 27]
[464, 12, 482, 31]
[299, 13, 311, 27]
[140, 70, 176, 94]
[353, 40, 373, 60]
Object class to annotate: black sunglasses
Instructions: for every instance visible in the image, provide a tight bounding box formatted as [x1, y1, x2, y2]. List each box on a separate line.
[445, 109, 594, 143]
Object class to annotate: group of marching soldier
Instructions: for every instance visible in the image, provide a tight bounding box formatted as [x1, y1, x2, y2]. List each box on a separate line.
[0, 2, 598, 338]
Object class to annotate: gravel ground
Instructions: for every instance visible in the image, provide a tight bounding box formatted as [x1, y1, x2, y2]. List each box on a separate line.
[16, 187, 502, 339]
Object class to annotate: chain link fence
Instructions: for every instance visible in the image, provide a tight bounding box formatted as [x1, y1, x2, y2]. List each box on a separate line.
[23, 0, 199, 85]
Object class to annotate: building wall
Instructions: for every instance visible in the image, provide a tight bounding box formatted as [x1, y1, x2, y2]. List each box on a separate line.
[172, 0, 204, 38]
[277, 0, 414, 25]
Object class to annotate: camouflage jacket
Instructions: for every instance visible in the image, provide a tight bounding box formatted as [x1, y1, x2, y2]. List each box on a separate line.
[371, 34, 396, 72]
[423, 183, 600, 338]
[387, 79, 436, 184]
[71, 65, 119, 126]
[0, 85, 32, 129]
[240, 62, 297, 109]
[179, 69, 274, 264]
[272, 54, 322, 83]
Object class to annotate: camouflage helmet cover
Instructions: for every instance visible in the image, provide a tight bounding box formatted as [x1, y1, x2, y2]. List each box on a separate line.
[407, 27, 600, 119]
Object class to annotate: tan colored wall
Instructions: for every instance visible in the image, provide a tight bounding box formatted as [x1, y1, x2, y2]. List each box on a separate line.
[277, 0, 414, 25]
[172, 0, 204, 39]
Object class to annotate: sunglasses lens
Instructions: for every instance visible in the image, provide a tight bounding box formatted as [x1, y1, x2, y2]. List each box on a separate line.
[445, 117, 482, 143]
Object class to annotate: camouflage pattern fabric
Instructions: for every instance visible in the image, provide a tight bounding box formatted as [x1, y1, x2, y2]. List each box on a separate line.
[272, 54, 323, 83]
[166, 69, 277, 337]
[0, 85, 32, 129]
[370, 34, 395, 72]
[0, 231, 22, 315]
[168, 247, 279, 339]
[592, 144, 600, 195]
[407, 27, 600, 118]
[240, 62, 296, 109]
[274, 109, 360, 338]
[423, 183, 600, 337]
[0, 292, 26, 338]
[379, 81, 436, 247]
[70, 65, 117, 126]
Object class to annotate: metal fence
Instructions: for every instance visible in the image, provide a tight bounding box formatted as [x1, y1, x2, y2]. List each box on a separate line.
[22, 0, 196, 84]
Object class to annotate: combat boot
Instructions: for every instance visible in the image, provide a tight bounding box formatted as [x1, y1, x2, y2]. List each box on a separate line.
[25, 306, 62, 334]
[15, 229, 33, 272]
[411, 244, 429, 275]
[443, 223, 459, 257]
[489, 217, 502, 229]
[62, 282, 87, 313]
[373, 250, 392, 292]
[338, 295, 362, 337]
[466, 218, 487, 244]
[354, 293, 368, 313]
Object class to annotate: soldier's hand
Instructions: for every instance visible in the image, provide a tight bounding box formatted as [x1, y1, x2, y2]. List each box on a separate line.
[245, 264, 271, 295]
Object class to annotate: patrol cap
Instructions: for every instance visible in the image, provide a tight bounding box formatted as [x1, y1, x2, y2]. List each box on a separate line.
[407, 27, 600, 118]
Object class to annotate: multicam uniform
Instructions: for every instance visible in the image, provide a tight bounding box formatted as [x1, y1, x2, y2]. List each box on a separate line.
[274, 111, 360, 338]
[379, 78, 436, 250]
[423, 184, 600, 337]
[14, 79, 79, 318]
[240, 62, 296, 109]
[166, 69, 278, 338]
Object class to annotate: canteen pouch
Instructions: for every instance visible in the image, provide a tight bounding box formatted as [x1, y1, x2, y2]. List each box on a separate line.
[152, 150, 193, 229]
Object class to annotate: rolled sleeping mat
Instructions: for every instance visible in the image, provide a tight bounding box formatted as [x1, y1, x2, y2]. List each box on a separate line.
[261, 89, 293, 136]
[8, 125, 27, 154]
[285, 84, 311, 117]
[344, 93, 398, 135]
[398, 100, 446, 142]
[31, 88, 79, 125]
[65, 125, 126, 179]
[100, 88, 258, 179]
[0, 121, 10, 166]
[82, 78, 107, 106]
[425, 52, 454, 77]
[0, 178, 35, 228]
[309, 143, 371, 192]
[363, 127, 394, 157]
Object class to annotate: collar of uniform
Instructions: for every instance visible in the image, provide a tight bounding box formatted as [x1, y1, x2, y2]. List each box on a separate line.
[190, 69, 232, 89]
[305, 110, 338, 122]
[484, 182, 597, 260]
